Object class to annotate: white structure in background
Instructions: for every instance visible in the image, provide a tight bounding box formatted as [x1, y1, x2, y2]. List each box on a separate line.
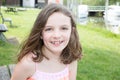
[48, 0, 63, 4]
[78, 5, 88, 25]
[67, 0, 78, 23]
[103, 5, 120, 34]
[23, 0, 35, 8]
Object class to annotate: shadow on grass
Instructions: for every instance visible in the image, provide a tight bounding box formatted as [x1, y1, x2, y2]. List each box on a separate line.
[0, 40, 19, 66]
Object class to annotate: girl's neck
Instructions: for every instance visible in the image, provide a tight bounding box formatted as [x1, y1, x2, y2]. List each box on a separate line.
[42, 46, 61, 60]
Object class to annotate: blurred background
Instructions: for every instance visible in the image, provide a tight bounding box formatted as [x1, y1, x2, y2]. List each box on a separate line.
[0, 0, 120, 80]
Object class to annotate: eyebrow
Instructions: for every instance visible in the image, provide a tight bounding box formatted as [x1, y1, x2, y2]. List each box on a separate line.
[45, 24, 70, 27]
[61, 25, 70, 27]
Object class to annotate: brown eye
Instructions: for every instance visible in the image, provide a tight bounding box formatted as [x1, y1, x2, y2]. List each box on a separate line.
[44, 28, 52, 31]
[61, 27, 68, 30]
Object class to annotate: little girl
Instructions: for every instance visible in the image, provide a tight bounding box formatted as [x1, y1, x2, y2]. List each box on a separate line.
[11, 3, 82, 80]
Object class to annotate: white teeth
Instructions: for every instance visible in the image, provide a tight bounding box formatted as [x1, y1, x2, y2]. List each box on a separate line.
[51, 41, 63, 45]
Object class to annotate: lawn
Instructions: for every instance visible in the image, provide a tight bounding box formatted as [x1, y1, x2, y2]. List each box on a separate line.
[0, 7, 120, 80]
[77, 23, 120, 80]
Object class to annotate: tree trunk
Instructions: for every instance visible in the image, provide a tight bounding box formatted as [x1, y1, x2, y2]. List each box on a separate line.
[45, 0, 48, 4]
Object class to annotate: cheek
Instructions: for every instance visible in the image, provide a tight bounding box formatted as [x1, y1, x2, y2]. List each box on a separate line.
[42, 33, 50, 41]
[65, 32, 71, 41]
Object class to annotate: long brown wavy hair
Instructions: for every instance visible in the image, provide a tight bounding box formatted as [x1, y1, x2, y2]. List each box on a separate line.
[18, 3, 82, 64]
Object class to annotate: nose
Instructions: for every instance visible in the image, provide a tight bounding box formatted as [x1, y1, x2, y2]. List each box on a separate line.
[53, 29, 61, 39]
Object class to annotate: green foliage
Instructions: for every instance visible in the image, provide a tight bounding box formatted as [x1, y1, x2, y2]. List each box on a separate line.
[2, 0, 6, 5]
[80, 0, 105, 6]
[77, 0, 120, 6]
[109, 0, 120, 5]
[63, 0, 67, 5]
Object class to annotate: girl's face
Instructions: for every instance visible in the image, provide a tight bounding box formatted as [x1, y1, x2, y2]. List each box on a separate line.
[42, 12, 72, 55]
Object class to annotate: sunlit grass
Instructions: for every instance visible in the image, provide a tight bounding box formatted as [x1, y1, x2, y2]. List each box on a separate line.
[77, 23, 120, 80]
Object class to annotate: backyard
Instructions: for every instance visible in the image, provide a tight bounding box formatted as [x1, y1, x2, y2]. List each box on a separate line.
[0, 7, 120, 80]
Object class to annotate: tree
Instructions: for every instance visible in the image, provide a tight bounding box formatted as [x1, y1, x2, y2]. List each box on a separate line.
[109, 0, 120, 5]
[77, 0, 120, 6]
[2, 0, 6, 5]
[45, 0, 48, 4]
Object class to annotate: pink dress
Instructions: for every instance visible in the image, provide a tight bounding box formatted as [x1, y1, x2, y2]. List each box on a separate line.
[27, 63, 69, 80]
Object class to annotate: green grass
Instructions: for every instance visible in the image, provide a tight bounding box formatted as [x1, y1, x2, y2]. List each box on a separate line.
[0, 7, 40, 64]
[77, 23, 120, 80]
[2, 8, 40, 42]
[0, 7, 120, 80]
[0, 40, 18, 65]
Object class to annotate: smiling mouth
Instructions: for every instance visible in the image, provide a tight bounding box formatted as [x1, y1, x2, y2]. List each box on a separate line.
[51, 41, 64, 46]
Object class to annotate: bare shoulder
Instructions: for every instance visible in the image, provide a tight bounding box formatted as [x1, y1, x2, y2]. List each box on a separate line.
[11, 52, 35, 80]
[18, 52, 35, 69]
[69, 60, 77, 68]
